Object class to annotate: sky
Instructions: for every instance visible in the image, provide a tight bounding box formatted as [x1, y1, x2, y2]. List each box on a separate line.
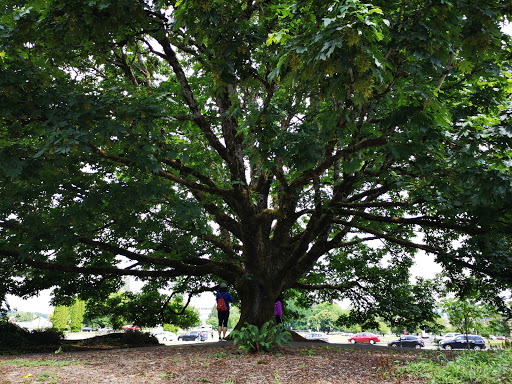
[6, 21, 511, 316]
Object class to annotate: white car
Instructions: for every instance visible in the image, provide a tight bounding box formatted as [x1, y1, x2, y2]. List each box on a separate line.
[305, 332, 329, 342]
[153, 331, 177, 342]
[434, 332, 460, 343]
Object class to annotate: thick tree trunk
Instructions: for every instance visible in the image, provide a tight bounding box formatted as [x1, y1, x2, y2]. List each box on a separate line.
[234, 278, 279, 329]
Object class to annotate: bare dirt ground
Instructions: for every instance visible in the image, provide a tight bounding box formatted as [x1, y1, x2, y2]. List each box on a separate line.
[0, 342, 427, 384]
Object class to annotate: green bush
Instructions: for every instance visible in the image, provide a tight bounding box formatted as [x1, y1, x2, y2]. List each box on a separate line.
[400, 348, 512, 383]
[121, 330, 158, 345]
[0, 322, 63, 349]
[30, 329, 63, 346]
[0, 322, 30, 348]
[231, 321, 292, 354]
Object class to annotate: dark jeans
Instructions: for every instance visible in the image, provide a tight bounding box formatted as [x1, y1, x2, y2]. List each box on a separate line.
[218, 310, 230, 327]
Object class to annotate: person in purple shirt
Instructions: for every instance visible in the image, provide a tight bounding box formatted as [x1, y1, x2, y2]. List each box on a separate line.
[216, 283, 233, 341]
[274, 293, 284, 325]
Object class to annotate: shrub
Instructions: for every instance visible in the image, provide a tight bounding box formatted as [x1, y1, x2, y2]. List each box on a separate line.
[121, 330, 158, 345]
[0, 322, 30, 349]
[0, 322, 63, 350]
[231, 321, 292, 354]
[30, 329, 63, 346]
[400, 348, 512, 383]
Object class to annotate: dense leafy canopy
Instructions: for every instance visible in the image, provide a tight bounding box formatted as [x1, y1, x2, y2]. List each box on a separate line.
[1, 0, 512, 327]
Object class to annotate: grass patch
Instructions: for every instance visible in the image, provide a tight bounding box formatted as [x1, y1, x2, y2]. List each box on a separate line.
[36, 372, 60, 383]
[398, 348, 512, 383]
[0, 359, 84, 368]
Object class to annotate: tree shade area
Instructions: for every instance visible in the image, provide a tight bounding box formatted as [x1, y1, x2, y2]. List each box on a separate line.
[1, 0, 512, 328]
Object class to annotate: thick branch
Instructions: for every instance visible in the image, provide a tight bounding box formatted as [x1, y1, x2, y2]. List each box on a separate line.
[333, 219, 442, 254]
[293, 281, 362, 292]
[333, 208, 482, 235]
[154, 34, 229, 162]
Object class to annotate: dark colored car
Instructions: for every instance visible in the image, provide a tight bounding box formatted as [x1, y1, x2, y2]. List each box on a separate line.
[388, 335, 424, 349]
[348, 332, 380, 344]
[81, 327, 94, 332]
[178, 330, 207, 341]
[439, 334, 486, 350]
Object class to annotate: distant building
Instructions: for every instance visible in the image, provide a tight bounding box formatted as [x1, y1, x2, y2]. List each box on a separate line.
[16, 317, 52, 331]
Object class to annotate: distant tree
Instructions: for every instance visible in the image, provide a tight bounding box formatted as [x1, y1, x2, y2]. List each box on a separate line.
[206, 305, 241, 330]
[13, 312, 35, 322]
[373, 318, 390, 335]
[205, 308, 217, 329]
[162, 323, 180, 334]
[308, 303, 343, 332]
[52, 305, 69, 332]
[285, 299, 361, 332]
[419, 317, 447, 336]
[487, 317, 511, 337]
[85, 289, 200, 330]
[69, 299, 85, 332]
[442, 298, 489, 335]
[85, 315, 112, 330]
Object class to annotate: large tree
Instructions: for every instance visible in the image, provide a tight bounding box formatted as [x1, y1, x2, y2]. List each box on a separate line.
[1, 0, 512, 328]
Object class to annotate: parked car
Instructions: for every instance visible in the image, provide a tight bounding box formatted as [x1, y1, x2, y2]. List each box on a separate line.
[153, 331, 177, 342]
[348, 332, 380, 344]
[122, 325, 140, 331]
[304, 332, 329, 342]
[496, 336, 508, 340]
[178, 330, 208, 341]
[434, 332, 460, 343]
[388, 335, 424, 349]
[439, 334, 486, 350]
[81, 327, 94, 332]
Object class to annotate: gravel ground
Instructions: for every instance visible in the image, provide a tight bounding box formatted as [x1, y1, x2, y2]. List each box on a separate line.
[0, 341, 428, 384]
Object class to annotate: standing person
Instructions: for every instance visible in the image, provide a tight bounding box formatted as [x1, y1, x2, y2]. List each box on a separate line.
[216, 283, 233, 341]
[274, 293, 284, 325]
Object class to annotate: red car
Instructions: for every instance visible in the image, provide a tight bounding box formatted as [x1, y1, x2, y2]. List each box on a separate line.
[348, 332, 380, 344]
[122, 325, 140, 331]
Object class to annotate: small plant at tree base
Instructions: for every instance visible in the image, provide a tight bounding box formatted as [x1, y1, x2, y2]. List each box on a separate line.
[274, 369, 280, 384]
[36, 372, 59, 383]
[159, 371, 178, 378]
[300, 348, 316, 355]
[230, 321, 292, 354]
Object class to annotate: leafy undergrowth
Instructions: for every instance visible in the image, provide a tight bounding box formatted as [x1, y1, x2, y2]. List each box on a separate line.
[0, 322, 63, 354]
[397, 347, 512, 384]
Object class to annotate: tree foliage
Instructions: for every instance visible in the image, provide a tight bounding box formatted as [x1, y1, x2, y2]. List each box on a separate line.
[1, 0, 512, 327]
[11, 312, 35, 323]
[206, 305, 241, 330]
[69, 298, 85, 332]
[51, 305, 69, 332]
[85, 289, 200, 330]
[442, 297, 493, 335]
